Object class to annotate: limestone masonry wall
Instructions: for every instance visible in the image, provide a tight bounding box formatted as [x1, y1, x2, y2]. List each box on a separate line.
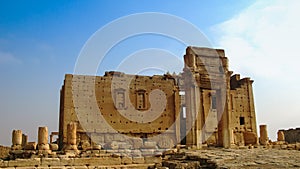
[59, 72, 180, 149]
[58, 46, 258, 150]
[281, 128, 300, 143]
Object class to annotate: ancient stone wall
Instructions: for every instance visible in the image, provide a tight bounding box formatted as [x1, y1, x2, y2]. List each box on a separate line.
[59, 46, 258, 149]
[230, 74, 258, 146]
[183, 46, 257, 148]
[281, 128, 300, 143]
[59, 72, 180, 149]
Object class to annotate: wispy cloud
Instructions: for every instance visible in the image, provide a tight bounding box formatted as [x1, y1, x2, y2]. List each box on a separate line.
[212, 0, 300, 80]
[211, 0, 300, 140]
[0, 51, 22, 65]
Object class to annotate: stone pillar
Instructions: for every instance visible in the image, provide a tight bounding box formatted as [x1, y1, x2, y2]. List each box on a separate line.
[277, 130, 285, 141]
[64, 122, 78, 151]
[11, 130, 22, 150]
[67, 122, 77, 145]
[22, 134, 28, 147]
[50, 134, 53, 143]
[259, 125, 268, 145]
[38, 127, 50, 150]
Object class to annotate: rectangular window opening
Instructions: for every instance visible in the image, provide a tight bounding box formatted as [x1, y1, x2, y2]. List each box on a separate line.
[239, 116, 245, 125]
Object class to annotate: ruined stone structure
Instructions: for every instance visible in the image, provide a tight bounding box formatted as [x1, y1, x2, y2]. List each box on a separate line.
[280, 128, 300, 143]
[183, 47, 257, 148]
[7, 46, 300, 169]
[58, 46, 258, 149]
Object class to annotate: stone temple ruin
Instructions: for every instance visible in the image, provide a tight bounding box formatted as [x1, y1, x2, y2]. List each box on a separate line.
[7, 46, 299, 168]
[58, 46, 258, 150]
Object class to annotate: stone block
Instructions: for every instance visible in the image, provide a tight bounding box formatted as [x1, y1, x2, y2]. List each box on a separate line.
[157, 136, 174, 149]
[118, 142, 132, 149]
[243, 132, 258, 145]
[50, 144, 59, 151]
[0, 160, 8, 167]
[24, 142, 37, 150]
[104, 134, 114, 143]
[37, 167, 52, 169]
[132, 157, 145, 164]
[41, 158, 60, 166]
[130, 149, 142, 157]
[277, 131, 285, 141]
[143, 141, 157, 149]
[280, 144, 288, 149]
[113, 134, 126, 141]
[295, 143, 300, 150]
[92, 145, 101, 150]
[11, 144, 23, 151]
[74, 166, 88, 169]
[121, 156, 133, 164]
[272, 145, 281, 149]
[80, 141, 91, 151]
[144, 156, 162, 164]
[8, 158, 40, 167]
[38, 144, 50, 150]
[16, 167, 36, 169]
[64, 150, 79, 157]
[73, 157, 121, 166]
[140, 149, 155, 156]
[59, 157, 75, 166]
[50, 166, 66, 169]
[130, 138, 143, 149]
[104, 141, 119, 150]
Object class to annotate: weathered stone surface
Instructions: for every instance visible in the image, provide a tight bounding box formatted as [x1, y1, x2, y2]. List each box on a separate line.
[243, 131, 258, 145]
[277, 130, 285, 141]
[104, 141, 120, 150]
[11, 130, 22, 150]
[144, 156, 162, 164]
[143, 141, 157, 149]
[8, 158, 40, 167]
[121, 156, 132, 164]
[67, 122, 77, 145]
[41, 158, 60, 166]
[38, 144, 50, 150]
[59, 157, 74, 166]
[24, 142, 37, 150]
[129, 138, 143, 149]
[49, 144, 59, 151]
[38, 127, 48, 145]
[92, 145, 101, 150]
[157, 136, 174, 149]
[132, 156, 145, 164]
[80, 141, 91, 151]
[73, 157, 121, 165]
[164, 148, 300, 169]
[0, 160, 8, 168]
[21, 134, 28, 147]
[281, 128, 300, 143]
[118, 142, 132, 149]
[259, 125, 269, 145]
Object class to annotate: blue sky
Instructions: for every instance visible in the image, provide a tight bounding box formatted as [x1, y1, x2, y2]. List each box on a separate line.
[0, 0, 299, 145]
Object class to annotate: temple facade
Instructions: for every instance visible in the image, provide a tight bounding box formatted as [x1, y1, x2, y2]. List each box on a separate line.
[58, 46, 258, 149]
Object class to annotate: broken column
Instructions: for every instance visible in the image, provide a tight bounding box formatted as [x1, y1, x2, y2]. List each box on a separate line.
[259, 125, 269, 145]
[11, 130, 22, 150]
[38, 127, 50, 150]
[22, 134, 28, 147]
[64, 122, 78, 151]
[277, 130, 285, 141]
